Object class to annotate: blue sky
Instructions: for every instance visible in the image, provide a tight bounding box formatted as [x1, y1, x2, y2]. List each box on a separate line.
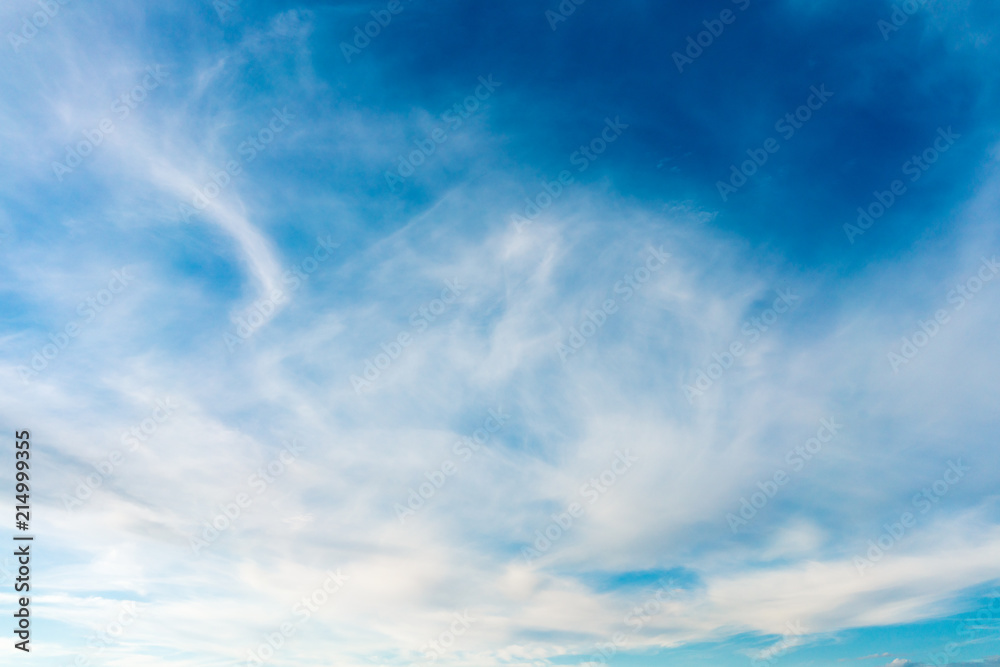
[1, 0, 999, 665]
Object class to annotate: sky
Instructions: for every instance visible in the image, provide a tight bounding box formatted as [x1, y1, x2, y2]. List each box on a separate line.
[0, 0, 999, 665]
